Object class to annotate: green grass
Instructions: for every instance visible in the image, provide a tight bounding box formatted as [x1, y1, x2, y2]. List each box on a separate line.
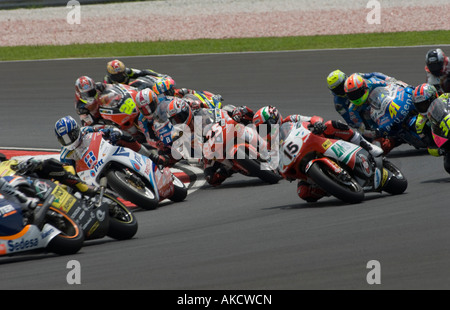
[1, 30, 449, 61]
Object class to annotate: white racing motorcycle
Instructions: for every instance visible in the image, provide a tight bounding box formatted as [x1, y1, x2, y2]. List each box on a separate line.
[73, 131, 187, 210]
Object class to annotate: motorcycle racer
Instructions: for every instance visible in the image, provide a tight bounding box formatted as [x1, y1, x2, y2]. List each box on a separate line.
[326, 69, 392, 126]
[0, 177, 38, 212]
[166, 101, 244, 186]
[54, 116, 170, 169]
[413, 84, 449, 155]
[104, 59, 166, 85]
[75, 76, 112, 126]
[424, 48, 450, 94]
[252, 106, 383, 202]
[344, 73, 390, 137]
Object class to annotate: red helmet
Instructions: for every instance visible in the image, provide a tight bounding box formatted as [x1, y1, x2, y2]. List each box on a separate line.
[167, 98, 192, 126]
[75, 76, 97, 102]
[136, 88, 158, 118]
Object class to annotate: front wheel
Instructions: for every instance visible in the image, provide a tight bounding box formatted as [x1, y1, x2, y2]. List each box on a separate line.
[46, 207, 85, 255]
[106, 167, 159, 210]
[103, 193, 138, 240]
[381, 160, 408, 195]
[307, 162, 364, 204]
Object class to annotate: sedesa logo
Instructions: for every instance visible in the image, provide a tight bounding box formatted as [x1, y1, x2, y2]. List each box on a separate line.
[8, 237, 39, 252]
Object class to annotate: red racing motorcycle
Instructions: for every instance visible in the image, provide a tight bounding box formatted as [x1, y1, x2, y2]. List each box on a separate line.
[278, 122, 407, 203]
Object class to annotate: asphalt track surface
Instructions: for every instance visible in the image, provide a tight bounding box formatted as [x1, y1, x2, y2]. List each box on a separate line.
[1, 46, 450, 290]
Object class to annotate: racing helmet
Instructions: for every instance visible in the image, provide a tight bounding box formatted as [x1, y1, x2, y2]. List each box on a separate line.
[135, 88, 159, 119]
[427, 97, 449, 127]
[327, 69, 347, 97]
[167, 98, 193, 126]
[152, 76, 176, 96]
[106, 59, 128, 83]
[344, 73, 369, 106]
[54, 116, 81, 150]
[253, 106, 282, 134]
[412, 83, 439, 115]
[75, 76, 98, 103]
[426, 48, 446, 76]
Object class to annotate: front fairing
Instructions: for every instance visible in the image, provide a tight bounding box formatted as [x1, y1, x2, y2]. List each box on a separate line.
[369, 85, 414, 135]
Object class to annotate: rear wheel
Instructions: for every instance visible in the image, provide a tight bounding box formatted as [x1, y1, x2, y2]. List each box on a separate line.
[103, 193, 138, 240]
[46, 207, 85, 255]
[169, 175, 187, 202]
[106, 167, 159, 210]
[307, 162, 364, 204]
[235, 149, 281, 184]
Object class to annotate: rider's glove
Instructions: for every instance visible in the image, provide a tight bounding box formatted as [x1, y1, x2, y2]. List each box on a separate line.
[151, 154, 171, 167]
[232, 106, 254, 123]
[101, 127, 123, 144]
[311, 122, 327, 135]
[12, 158, 43, 174]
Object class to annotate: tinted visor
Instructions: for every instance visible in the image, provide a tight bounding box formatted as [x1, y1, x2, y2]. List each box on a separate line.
[414, 98, 433, 114]
[346, 86, 367, 101]
[56, 127, 80, 147]
[428, 61, 443, 75]
[110, 72, 127, 83]
[169, 109, 190, 125]
[80, 88, 97, 101]
[331, 83, 346, 96]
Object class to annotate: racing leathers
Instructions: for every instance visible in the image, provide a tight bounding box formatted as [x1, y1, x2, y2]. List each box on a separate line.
[333, 72, 392, 126]
[75, 82, 111, 126]
[426, 59, 450, 94]
[104, 67, 166, 85]
[59, 127, 169, 169]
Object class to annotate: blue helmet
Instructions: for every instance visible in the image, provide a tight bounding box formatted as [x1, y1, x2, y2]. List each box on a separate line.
[55, 116, 81, 149]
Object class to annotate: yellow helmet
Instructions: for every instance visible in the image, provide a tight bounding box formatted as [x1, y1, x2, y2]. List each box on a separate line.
[326, 70, 347, 96]
[106, 59, 128, 83]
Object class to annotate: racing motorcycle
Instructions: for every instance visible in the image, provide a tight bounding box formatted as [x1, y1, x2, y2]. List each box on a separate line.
[71, 130, 187, 210]
[369, 83, 433, 151]
[181, 108, 281, 184]
[0, 180, 84, 256]
[278, 121, 407, 204]
[426, 96, 450, 171]
[98, 83, 145, 143]
[0, 159, 138, 241]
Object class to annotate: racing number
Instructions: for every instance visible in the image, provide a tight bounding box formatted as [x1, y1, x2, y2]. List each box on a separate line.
[439, 115, 450, 137]
[284, 141, 299, 160]
[388, 101, 401, 118]
[120, 98, 136, 115]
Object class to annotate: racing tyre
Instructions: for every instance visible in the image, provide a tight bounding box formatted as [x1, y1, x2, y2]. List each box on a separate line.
[169, 175, 188, 202]
[307, 162, 364, 204]
[106, 166, 159, 210]
[104, 193, 138, 240]
[235, 149, 281, 184]
[46, 207, 85, 255]
[381, 160, 408, 195]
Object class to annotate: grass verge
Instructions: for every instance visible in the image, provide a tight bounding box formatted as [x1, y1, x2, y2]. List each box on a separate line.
[1, 30, 449, 61]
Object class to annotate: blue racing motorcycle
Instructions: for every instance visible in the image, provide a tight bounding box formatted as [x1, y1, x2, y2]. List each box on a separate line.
[368, 84, 433, 151]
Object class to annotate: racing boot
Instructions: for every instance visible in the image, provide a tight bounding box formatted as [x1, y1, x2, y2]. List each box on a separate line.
[297, 180, 328, 203]
[350, 131, 384, 158]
